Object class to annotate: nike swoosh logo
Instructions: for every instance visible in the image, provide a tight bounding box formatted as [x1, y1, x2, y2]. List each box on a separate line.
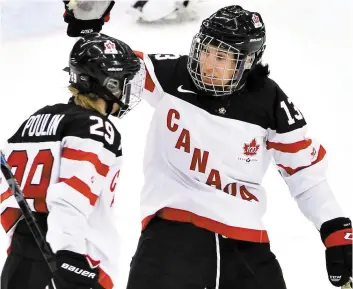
[177, 85, 197, 94]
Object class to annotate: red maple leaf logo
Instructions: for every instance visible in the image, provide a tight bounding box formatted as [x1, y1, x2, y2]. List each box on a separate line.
[252, 14, 259, 24]
[243, 138, 260, 156]
[105, 40, 115, 50]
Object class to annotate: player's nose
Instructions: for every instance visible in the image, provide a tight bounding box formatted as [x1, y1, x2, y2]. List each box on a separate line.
[202, 54, 216, 75]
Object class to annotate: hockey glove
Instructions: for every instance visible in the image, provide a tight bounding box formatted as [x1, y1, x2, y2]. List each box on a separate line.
[45, 250, 99, 289]
[63, 1, 115, 37]
[320, 217, 353, 287]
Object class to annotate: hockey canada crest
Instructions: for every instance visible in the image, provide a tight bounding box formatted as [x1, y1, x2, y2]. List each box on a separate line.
[104, 40, 118, 54]
[243, 138, 260, 156]
[252, 14, 262, 28]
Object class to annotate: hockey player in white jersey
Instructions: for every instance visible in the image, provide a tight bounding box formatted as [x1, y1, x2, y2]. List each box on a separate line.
[0, 33, 143, 289]
[63, 2, 353, 288]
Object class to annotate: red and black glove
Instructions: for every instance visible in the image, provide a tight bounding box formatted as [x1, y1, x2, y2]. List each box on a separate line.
[320, 217, 352, 287]
[63, 1, 115, 37]
[45, 250, 99, 289]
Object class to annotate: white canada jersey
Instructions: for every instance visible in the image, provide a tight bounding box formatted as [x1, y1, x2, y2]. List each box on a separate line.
[0, 102, 122, 288]
[136, 53, 344, 243]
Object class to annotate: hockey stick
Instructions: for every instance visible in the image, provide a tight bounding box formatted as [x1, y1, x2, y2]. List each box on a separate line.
[0, 150, 56, 273]
[342, 278, 353, 289]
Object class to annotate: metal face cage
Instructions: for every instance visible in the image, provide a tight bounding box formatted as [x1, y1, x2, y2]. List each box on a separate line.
[104, 63, 145, 118]
[187, 32, 255, 96]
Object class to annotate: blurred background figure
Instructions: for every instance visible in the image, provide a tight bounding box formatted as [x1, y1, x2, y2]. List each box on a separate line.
[127, 0, 203, 23]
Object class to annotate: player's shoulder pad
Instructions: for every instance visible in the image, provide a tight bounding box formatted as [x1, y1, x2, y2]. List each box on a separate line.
[135, 51, 188, 92]
[62, 105, 122, 156]
[7, 103, 71, 144]
[7, 103, 121, 156]
[149, 53, 183, 91]
[269, 78, 307, 133]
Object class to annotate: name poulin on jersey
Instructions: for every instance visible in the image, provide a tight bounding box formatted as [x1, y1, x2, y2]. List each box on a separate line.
[21, 114, 65, 137]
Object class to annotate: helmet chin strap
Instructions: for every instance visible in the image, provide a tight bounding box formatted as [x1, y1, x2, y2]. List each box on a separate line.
[104, 98, 116, 116]
[101, 86, 130, 117]
[84, 77, 127, 117]
[101, 77, 132, 117]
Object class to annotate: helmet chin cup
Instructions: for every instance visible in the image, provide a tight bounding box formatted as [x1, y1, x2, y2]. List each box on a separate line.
[104, 77, 122, 97]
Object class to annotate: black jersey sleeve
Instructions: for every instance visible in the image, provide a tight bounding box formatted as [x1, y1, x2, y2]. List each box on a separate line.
[266, 81, 328, 197]
[272, 84, 307, 134]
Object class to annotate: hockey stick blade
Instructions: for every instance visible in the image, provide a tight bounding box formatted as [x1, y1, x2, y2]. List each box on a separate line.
[0, 150, 56, 273]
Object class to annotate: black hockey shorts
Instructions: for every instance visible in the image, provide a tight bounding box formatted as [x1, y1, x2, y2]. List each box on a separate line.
[1, 214, 105, 289]
[1, 214, 52, 289]
[126, 217, 287, 289]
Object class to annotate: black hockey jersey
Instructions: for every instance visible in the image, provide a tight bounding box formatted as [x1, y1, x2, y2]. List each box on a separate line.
[136, 52, 344, 242]
[0, 102, 122, 289]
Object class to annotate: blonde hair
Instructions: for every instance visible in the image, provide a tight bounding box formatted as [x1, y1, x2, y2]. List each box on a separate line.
[68, 86, 105, 115]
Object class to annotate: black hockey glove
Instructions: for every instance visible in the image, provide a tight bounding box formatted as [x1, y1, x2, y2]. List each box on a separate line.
[320, 217, 352, 287]
[63, 1, 115, 37]
[45, 250, 99, 289]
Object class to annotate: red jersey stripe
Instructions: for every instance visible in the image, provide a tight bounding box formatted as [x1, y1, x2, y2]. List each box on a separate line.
[62, 148, 109, 177]
[0, 188, 12, 203]
[59, 177, 98, 206]
[277, 145, 326, 175]
[98, 268, 114, 289]
[267, 139, 312, 153]
[1, 208, 21, 233]
[142, 207, 269, 243]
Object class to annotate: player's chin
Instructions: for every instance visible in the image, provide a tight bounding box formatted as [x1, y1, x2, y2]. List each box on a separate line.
[201, 76, 224, 87]
[201, 76, 215, 85]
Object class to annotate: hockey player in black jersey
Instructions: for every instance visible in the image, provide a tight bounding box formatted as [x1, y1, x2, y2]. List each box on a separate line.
[63, 2, 352, 289]
[0, 33, 143, 289]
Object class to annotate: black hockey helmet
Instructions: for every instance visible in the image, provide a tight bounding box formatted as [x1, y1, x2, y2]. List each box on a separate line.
[68, 32, 144, 118]
[187, 5, 266, 96]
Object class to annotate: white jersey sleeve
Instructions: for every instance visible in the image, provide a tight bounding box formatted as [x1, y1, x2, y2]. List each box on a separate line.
[266, 84, 344, 229]
[45, 114, 121, 254]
